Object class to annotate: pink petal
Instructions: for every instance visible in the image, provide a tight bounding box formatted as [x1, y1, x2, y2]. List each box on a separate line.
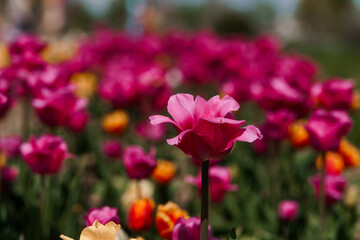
[167, 94, 196, 129]
[149, 115, 180, 129]
[236, 125, 263, 143]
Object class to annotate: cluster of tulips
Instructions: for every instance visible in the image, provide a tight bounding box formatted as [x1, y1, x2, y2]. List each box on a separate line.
[0, 28, 360, 240]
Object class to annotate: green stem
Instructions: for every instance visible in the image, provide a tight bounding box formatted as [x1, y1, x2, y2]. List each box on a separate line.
[200, 160, 209, 240]
[318, 151, 326, 240]
[39, 175, 45, 240]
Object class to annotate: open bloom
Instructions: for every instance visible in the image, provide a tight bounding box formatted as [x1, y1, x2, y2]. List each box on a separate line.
[150, 94, 262, 164]
[122, 146, 157, 179]
[20, 135, 70, 174]
[305, 109, 352, 151]
[278, 200, 299, 222]
[309, 174, 347, 205]
[84, 206, 120, 226]
[127, 198, 155, 231]
[172, 217, 218, 240]
[186, 166, 238, 203]
[155, 202, 189, 239]
[60, 220, 120, 240]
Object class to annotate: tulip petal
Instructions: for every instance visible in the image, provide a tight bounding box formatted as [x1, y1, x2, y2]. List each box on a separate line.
[167, 94, 196, 129]
[149, 115, 180, 129]
[236, 125, 263, 143]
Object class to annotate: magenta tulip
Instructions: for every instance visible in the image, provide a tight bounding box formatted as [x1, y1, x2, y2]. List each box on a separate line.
[102, 140, 122, 159]
[150, 94, 262, 164]
[305, 109, 352, 151]
[172, 217, 219, 240]
[0, 135, 22, 158]
[262, 110, 296, 140]
[1, 166, 19, 182]
[32, 85, 88, 130]
[20, 135, 70, 175]
[314, 79, 354, 110]
[135, 121, 166, 142]
[9, 34, 46, 57]
[278, 200, 299, 221]
[186, 166, 238, 203]
[83, 206, 120, 226]
[122, 145, 157, 179]
[309, 174, 347, 205]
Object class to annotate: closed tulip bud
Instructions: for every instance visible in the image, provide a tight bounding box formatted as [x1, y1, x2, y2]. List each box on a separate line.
[1, 166, 19, 182]
[70, 72, 98, 99]
[338, 138, 360, 167]
[172, 217, 219, 240]
[0, 135, 22, 158]
[151, 159, 176, 185]
[127, 199, 155, 231]
[83, 206, 120, 226]
[316, 152, 344, 175]
[102, 110, 129, 135]
[309, 174, 347, 205]
[288, 120, 309, 148]
[102, 140, 122, 159]
[122, 146, 157, 179]
[20, 135, 70, 175]
[278, 200, 299, 222]
[305, 109, 352, 151]
[155, 202, 189, 239]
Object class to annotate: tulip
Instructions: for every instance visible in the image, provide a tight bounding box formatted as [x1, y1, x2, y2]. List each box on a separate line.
[9, 34, 46, 57]
[151, 159, 176, 185]
[262, 110, 296, 140]
[1, 166, 19, 182]
[315, 79, 354, 110]
[309, 174, 347, 205]
[84, 206, 120, 226]
[60, 220, 120, 240]
[350, 90, 360, 110]
[186, 166, 238, 203]
[127, 198, 155, 231]
[338, 138, 360, 167]
[305, 109, 352, 151]
[150, 94, 262, 164]
[102, 110, 129, 135]
[288, 120, 309, 148]
[122, 146, 157, 179]
[135, 121, 166, 142]
[102, 140, 122, 159]
[155, 202, 189, 239]
[68, 111, 89, 132]
[316, 152, 344, 175]
[0, 135, 22, 158]
[32, 85, 88, 130]
[70, 72, 98, 99]
[172, 217, 218, 240]
[278, 200, 299, 222]
[20, 135, 70, 174]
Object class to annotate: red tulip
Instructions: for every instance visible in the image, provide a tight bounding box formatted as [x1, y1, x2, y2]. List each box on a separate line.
[150, 94, 262, 164]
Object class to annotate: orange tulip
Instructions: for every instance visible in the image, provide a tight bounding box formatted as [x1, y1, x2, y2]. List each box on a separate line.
[316, 152, 344, 175]
[155, 202, 189, 240]
[288, 120, 309, 148]
[102, 110, 129, 135]
[151, 160, 176, 185]
[127, 199, 155, 231]
[338, 138, 360, 167]
[71, 72, 98, 99]
[350, 90, 360, 110]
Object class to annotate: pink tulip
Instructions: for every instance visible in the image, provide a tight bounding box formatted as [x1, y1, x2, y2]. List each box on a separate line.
[102, 140, 122, 159]
[0, 135, 22, 158]
[20, 135, 70, 175]
[309, 174, 347, 205]
[135, 121, 166, 142]
[278, 200, 299, 221]
[150, 94, 262, 164]
[122, 146, 157, 179]
[305, 109, 352, 151]
[9, 34, 46, 57]
[83, 206, 120, 226]
[32, 85, 88, 130]
[314, 79, 354, 110]
[1, 166, 19, 182]
[172, 217, 219, 240]
[186, 166, 238, 203]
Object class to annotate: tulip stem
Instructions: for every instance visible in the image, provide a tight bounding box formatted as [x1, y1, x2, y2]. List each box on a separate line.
[136, 179, 142, 199]
[200, 160, 209, 240]
[318, 151, 326, 240]
[39, 175, 45, 240]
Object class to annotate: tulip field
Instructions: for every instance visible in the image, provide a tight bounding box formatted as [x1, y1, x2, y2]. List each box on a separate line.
[1, 29, 360, 240]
